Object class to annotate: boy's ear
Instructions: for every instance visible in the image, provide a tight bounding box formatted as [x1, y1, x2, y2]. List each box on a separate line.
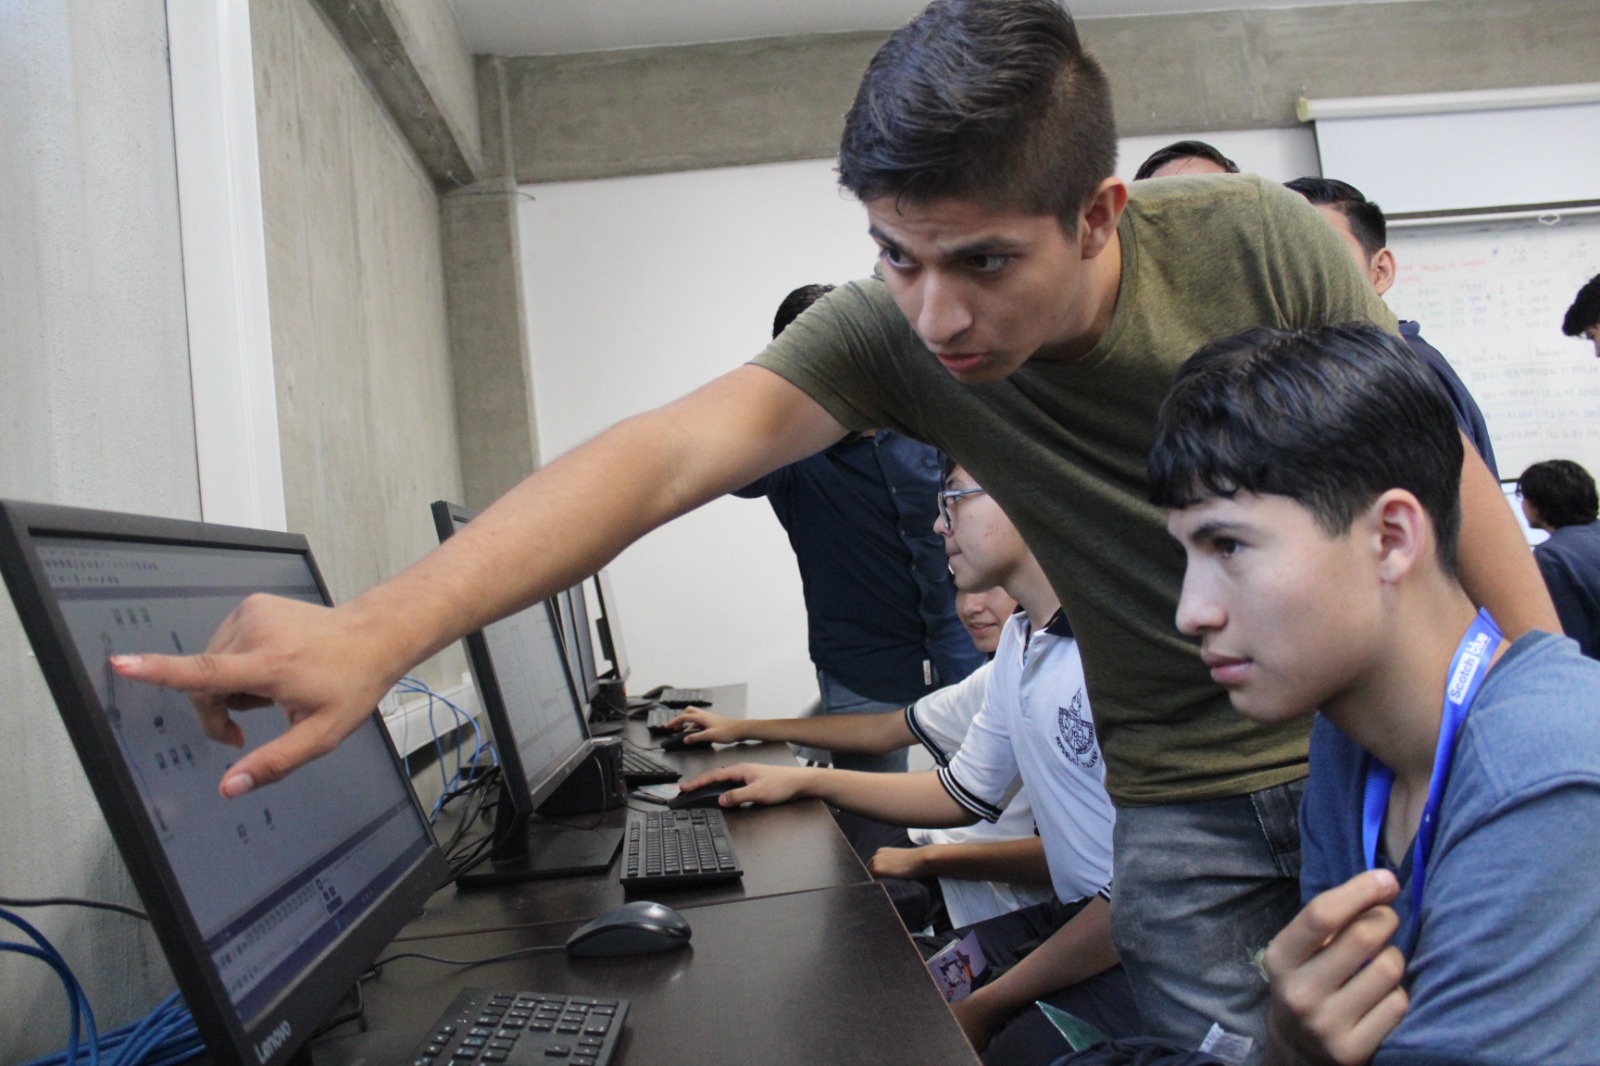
[1369, 247, 1398, 296]
[1372, 488, 1429, 584]
[1078, 178, 1128, 259]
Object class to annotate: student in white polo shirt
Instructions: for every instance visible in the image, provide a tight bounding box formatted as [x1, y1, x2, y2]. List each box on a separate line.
[677, 462, 1139, 1065]
[670, 584, 1055, 932]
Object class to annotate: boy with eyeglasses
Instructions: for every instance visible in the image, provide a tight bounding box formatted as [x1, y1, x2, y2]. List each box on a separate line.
[677, 462, 1136, 1065]
[1151, 322, 1600, 1066]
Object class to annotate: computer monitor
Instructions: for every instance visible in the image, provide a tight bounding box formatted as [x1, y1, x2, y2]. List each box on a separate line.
[592, 569, 631, 684]
[556, 582, 601, 707]
[0, 499, 447, 1066]
[430, 502, 623, 886]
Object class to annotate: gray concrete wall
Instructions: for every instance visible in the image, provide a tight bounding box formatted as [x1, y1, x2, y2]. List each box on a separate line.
[442, 56, 541, 508]
[505, 33, 883, 181]
[0, 1, 198, 1057]
[251, 0, 469, 691]
[313, 0, 485, 185]
[498, 0, 1600, 182]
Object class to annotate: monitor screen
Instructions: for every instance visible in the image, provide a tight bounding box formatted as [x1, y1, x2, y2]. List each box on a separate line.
[592, 569, 630, 683]
[0, 500, 446, 1066]
[430, 502, 619, 884]
[559, 582, 601, 705]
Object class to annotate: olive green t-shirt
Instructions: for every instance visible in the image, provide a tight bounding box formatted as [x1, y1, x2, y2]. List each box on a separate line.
[751, 175, 1397, 805]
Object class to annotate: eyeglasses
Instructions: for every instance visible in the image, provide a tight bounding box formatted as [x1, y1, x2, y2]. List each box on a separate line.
[936, 486, 988, 531]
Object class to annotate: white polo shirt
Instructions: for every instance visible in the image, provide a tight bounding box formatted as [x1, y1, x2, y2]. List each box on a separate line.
[938, 610, 1115, 904]
[903, 661, 1055, 928]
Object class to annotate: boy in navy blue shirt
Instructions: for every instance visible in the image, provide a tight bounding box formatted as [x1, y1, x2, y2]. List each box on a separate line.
[1149, 323, 1600, 1065]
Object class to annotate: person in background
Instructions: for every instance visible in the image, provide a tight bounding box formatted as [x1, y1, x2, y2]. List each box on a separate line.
[1563, 273, 1600, 358]
[671, 578, 1048, 935]
[1133, 139, 1239, 180]
[1285, 177, 1498, 476]
[956, 586, 1019, 656]
[678, 461, 1135, 1064]
[1518, 459, 1600, 660]
[731, 284, 985, 772]
[1152, 322, 1600, 1066]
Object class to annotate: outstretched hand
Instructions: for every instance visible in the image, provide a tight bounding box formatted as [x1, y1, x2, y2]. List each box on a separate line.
[110, 593, 408, 799]
[1262, 869, 1409, 1066]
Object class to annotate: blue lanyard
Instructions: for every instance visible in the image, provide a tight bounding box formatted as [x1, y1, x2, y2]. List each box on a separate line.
[1361, 608, 1502, 930]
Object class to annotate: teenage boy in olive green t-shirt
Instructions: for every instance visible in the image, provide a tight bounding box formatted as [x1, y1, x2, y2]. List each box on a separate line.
[125, 1, 1555, 1057]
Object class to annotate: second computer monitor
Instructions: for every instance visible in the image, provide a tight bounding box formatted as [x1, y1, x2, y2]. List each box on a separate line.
[431, 502, 621, 885]
[557, 582, 601, 707]
[592, 568, 631, 684]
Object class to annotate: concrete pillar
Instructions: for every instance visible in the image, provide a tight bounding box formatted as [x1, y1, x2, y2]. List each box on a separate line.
[442, 55, 540, 508]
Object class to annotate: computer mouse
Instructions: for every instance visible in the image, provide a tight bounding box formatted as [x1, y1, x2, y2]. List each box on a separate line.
[660, 729, 702, 753]
[668, 780, 741, 810]
[565, 900, 692, 958]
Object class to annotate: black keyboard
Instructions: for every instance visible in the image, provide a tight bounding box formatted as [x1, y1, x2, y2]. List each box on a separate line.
[654, 687, 713, 709]
[619, 747, 679, 784]
[645, 706, 678, 734]
[410, 988, 628, 1066]
[620, 808, 742, 891]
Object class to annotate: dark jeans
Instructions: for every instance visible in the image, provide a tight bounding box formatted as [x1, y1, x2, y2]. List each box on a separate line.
[920, 898, 1144, 1066]
[830, 807, 946, 932]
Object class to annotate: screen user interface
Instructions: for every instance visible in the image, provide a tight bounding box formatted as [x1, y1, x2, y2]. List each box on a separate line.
[36, 535, 434, 1027]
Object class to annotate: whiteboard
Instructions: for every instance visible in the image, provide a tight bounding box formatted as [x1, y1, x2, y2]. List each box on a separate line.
[1385, 212, 1600, 483]
[1315, 101, 1600, 216]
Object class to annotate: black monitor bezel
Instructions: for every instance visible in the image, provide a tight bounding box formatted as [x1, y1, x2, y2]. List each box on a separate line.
[0, 499, 448, 1066]
[429, 502, 595, 860]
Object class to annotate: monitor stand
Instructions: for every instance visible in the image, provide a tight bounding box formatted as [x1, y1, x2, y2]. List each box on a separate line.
[456, 821, 624, 889]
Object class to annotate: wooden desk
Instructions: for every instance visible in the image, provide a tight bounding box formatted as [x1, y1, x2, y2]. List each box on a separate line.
[396, 798, 868, 941]
[317, 883, 979, 1066]
[397, 696, 868, 941]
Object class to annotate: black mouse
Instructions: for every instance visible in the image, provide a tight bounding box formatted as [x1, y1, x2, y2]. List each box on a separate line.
[565, 900, 692, 958]
[668, 780, 741, 810]
[660, 730, 704, 753]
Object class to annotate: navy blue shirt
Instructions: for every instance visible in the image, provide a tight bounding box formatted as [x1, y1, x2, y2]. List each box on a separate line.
[1535, 520, 1600, 660]
[1402, 322, 1498, 477]
[734, 431, 985, 703]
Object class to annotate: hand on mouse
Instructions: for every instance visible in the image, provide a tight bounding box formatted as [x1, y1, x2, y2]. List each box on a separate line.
[676, 763, 814, 807]
[664, 707, 744, 743]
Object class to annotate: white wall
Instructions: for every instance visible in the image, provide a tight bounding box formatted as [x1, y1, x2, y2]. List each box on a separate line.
[516, 127, 1314, 718]
[519, 159, 874, 716]
[0, 1, 198, 1057]
[1116, 126, 1319, 182]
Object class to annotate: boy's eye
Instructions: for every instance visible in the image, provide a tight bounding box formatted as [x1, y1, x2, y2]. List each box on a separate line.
[1213, 536, 1242, 557]
[967, 254, 1009, 274]
[879, 244, 914, 270]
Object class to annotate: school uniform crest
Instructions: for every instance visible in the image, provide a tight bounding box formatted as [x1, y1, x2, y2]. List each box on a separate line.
[1053, 688, 1099, 769]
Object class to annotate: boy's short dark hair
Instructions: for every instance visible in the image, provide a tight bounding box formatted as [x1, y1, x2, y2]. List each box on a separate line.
[1132, 140, 1239, 181]
[1564, 273, 1600, 337]
[837, 0, 1116, 228]
[773, 284, 835, 339]
[1284, 177, 1386, 259]
[1519, 460, 1599, 528]
[1148, 323, 1464, 575]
